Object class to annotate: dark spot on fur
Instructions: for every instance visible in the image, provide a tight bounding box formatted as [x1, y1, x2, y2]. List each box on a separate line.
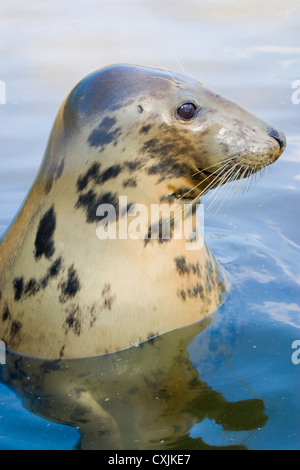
[159, 194, 177, 204]
[77, 162, 122, 193]
[174, 256, 190, 276]
[189, 261, 201, 277]
[56, 159, 65, 179]
[77, 163, 101, 191]
[65, 314, 78, 332]
[174, 256, 201, 278]
[178, 289, 186, 301]
[13, 277, 24, 301]
[60, 265, 80, 301]
[143, 136, 188, 159]
[49, 257, 62, 278]
[139, 124, 152, 134]
[76, 189, 118, 223]
[144, 218, 174, 246]
[76, 190, 98, 221]
[206, 278, 212, 292]
[23, 257, 62, 297]
[24, 278, 38, 296]
[147, 157, 190, 182]
[10, 321, 22, 339]
[41, 257, 62, 289]
[140, 132, 195, 182]
[40, 274, 49, 290]
[141, 138, 158, 155]
[191, 262, 201, 277]
[205, 259, 215, 292]
[101, 284, 115, 310]
[65, 306, 82, 336]
[44, 179, 53, 195]
[2, 304, 10, 321]
[35, 207, 56, 260]
[160, 186, 194, 204]
[188, 283, 204, 299]
[101, 164, 122, 183]
[87, 116, 122, 150]
[120, 201, 136, 218]
[125, 160, 143, 172]
[111, 98, 134, 112]
[123, 177, 137, 188]
[217, 272, 227, 295]
[44, 159, 65, 195]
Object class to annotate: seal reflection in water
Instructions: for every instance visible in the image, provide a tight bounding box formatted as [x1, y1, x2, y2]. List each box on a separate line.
[0, 64, 285, 360]
[2, 320, 268, 449]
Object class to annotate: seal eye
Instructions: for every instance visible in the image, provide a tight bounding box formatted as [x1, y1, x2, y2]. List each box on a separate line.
[177, 102, 196, 121]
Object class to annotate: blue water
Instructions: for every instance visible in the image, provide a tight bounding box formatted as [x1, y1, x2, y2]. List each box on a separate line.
[0, 0, 299, 450]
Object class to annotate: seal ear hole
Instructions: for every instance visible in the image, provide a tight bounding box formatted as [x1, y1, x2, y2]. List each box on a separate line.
[176, 102, 197, 121]
[137, 105, 144, 114]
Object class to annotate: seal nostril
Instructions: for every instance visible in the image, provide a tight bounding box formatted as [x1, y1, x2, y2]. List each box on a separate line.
[268, 128, 286, 150]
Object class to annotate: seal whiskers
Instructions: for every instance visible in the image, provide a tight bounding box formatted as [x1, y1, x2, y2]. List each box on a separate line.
[206, 159, 248, 212]
[191, 155, 238, 178]
[169, 156, 245, 222]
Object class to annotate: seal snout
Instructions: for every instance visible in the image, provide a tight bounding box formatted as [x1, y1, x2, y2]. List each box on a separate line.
[268, 127, 286, 151]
